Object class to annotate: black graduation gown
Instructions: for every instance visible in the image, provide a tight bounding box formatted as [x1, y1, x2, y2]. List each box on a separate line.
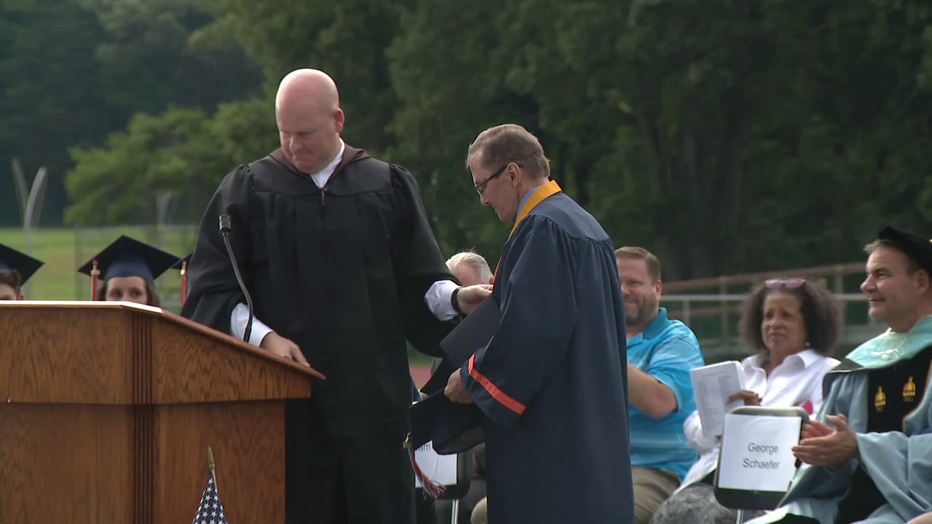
[182, 146, 456, 524]
[460, 192, 634, 523]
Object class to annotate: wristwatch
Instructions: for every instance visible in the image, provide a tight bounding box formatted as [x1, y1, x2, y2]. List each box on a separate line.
[451, 286, 465, 316]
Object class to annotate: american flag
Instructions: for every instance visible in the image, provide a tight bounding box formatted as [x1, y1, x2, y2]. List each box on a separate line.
[192, 471, 229, 524]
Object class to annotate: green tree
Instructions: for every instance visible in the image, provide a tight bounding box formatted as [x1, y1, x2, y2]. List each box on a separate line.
[80, 0, 261, 121]
[59, 0, 932, 282]
[192, 0, 412, 154]
[65, 107, 226, 225]
[0, 0, 260, 227]
[387, 0, 548, 260]
[0, 0, 112, 226]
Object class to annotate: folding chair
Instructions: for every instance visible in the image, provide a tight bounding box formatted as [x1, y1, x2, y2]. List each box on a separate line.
[713, 406, 810, 523]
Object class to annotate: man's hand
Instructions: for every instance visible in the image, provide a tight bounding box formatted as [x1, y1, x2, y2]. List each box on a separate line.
[626, 363, 677, 418]
[792, 414, 859, 470]
[260, 331, 310, 367]
[728, 390, 762, 406]
[445, 368, 474, 404]
[801, 419, 834, 440]
[456, 285, 493, 315]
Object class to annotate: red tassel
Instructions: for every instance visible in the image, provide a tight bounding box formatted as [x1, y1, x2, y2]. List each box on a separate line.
[90, 260, 100, 301]
[404, 435, 445, 499]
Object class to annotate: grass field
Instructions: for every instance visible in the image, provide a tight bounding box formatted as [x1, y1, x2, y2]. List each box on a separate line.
[0, 226, 436, 367]
[0, 226, 197, 308]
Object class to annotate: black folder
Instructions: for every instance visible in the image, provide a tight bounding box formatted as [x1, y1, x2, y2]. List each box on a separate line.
[410, 297, 500, 454]
[421, 297, 502, 394]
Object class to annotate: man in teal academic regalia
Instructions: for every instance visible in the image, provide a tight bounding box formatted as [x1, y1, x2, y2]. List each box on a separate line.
[748, 226, 932, 524]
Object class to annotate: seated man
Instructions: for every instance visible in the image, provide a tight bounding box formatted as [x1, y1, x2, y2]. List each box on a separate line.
[0, 243, 44, 300]
[615, 246, 704, 524]
[433, 251, 492, 524]
[748, 226, 932, 524]
[431, 251, 495, 374]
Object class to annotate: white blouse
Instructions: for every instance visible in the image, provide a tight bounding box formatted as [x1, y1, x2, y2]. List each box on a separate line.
[675, 349, 840, 493]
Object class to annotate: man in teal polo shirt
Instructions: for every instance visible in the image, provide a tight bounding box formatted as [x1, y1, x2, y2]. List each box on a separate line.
[616, 246, 705, 524]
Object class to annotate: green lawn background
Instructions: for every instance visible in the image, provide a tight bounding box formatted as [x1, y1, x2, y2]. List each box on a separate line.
[0, 226, 196, 308]
[0, 226, 434, 367]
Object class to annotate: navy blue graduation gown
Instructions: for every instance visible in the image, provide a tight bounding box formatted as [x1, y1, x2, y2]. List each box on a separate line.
[460, 192, 634, 523]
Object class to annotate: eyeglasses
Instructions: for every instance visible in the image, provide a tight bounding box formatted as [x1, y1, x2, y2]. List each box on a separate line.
[765, 278, 806, 289]
[475, 163, 521, 195]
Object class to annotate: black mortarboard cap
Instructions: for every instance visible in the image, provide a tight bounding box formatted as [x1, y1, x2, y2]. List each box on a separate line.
[410, 297, 501, 454]
[0, 244, 44, 285]
[877, 226, 932, 275]
[409, 392, 484, 455]
[172, 253, 192, 271]
[76, 235, 179, 285]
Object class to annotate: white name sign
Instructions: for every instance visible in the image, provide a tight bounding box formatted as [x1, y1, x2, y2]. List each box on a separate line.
[717, 413, 802, 492]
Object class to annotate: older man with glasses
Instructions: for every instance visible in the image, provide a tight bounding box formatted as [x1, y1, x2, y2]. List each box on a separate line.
[443, 123, 634, 524]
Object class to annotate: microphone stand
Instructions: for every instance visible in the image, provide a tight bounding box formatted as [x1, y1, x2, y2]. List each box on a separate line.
[219, 214, 254, 343]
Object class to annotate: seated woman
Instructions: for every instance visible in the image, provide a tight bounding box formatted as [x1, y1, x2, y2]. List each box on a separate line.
[77, 235, 180, 307]
[0, 243, 44, 300]
[650, 278, 842, 524]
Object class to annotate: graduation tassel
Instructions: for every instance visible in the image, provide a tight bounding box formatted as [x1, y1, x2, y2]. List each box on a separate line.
[90, 260, 100, 300]
[179, 260, 187, 306]
[403, 434, 445, 499]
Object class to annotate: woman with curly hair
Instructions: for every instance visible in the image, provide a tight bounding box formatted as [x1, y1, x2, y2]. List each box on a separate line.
[650, 278, 843, 524]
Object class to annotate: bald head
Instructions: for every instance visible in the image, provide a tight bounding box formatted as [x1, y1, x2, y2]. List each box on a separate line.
[276, 69, 340, 113]
[275, 69, 345, 174]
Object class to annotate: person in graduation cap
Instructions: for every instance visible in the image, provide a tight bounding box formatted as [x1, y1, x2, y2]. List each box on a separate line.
[181, 68, 491, 524]
[444, 124, 634, 524]
[747, 226, 932, 524]
[0, 244, 44, 300]
[77, 235, 180, 307]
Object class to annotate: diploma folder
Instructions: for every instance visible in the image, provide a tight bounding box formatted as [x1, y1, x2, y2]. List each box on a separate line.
[410, 297, 500, 454]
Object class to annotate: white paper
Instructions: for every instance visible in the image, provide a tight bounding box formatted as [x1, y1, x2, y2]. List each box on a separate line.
[413, 441, 458, 488]
[717, 413, 802, 492]
[690, 361, 746, 437]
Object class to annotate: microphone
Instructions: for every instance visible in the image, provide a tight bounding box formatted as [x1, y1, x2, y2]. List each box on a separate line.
[218, 214, 254, 343]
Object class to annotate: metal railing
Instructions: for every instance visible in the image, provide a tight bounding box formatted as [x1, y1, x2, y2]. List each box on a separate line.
[663, 262, 865, 294]
[661, 293, 870, 325]
[658, 261, 880, 360]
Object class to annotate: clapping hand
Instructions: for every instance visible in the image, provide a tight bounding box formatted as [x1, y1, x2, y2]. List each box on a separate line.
[792, 414, 859, 470]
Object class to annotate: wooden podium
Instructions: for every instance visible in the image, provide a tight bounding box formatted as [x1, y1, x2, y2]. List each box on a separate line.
[0, 301, 320, 523]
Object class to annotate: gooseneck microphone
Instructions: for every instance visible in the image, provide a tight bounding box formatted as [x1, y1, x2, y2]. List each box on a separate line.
[219, 214, 254, 343]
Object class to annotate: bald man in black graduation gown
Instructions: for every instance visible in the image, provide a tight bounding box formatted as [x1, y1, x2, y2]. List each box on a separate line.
[183, 69, 467, 524]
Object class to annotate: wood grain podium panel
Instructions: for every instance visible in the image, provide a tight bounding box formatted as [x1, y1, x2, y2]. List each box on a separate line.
[151, 314, 313, 404]
[153, 402, 286, 523]
[0, 308, 135, 404]
[0, 303, 315, 405]
[0, 302, 312, 524]
[0, 402, 285, 523]
[0, 404, 135, 523]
